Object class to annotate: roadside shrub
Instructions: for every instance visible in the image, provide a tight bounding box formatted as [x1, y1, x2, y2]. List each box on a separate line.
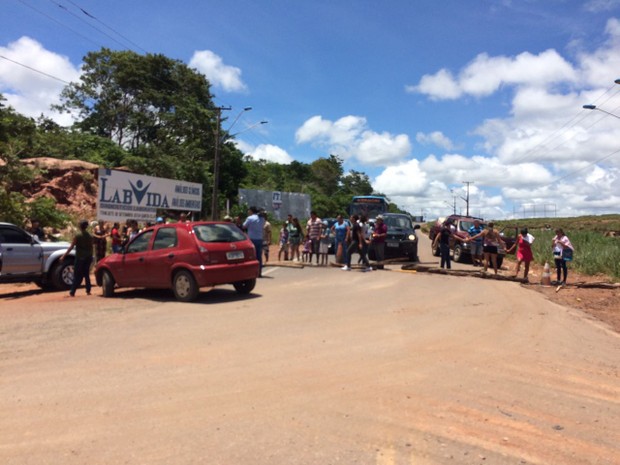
[26, 196, 71, 229]
[0, 190, 27, 225]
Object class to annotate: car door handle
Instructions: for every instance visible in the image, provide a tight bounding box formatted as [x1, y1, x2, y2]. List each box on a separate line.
[6, 247, 13, 251]
[168, 253, 175, 258]
[138, 257, 144, 262]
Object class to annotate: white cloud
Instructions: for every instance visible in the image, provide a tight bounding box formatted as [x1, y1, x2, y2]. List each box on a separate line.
[416, 131, 456, 150]
[235, 140, 293, 164]
[295, 115, 411, 165]
[408, 49, 576, 101]
[0, 36, 80, 125]
[189, 50, 247, 92]
[406, 68, 462, 100]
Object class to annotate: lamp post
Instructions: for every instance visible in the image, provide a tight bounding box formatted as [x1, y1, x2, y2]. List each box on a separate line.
[229, 120, 268, 139]
[582, 104, 620, 120]
[211, 106, 253, 220]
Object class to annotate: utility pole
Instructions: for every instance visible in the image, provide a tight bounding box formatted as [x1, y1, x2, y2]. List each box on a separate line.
[462, 181, 473, 216]
[211, 106, 231, 220]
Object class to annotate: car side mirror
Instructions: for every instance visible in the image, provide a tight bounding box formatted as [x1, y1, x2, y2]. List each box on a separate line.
[413, 224, 421, 230]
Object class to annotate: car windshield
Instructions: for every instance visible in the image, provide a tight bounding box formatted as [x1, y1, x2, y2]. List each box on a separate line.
[193, 224, 247, 243]
[385, 216, 412, 229]
[460, 220, 486, 232]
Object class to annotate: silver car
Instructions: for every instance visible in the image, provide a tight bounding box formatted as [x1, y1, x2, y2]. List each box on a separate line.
[0, 222, 75, 290]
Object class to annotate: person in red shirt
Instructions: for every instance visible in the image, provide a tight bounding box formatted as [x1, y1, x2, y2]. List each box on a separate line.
[111, 222, 122, 253]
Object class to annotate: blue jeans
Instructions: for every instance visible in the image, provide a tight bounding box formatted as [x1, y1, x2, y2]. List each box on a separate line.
[251, 239, 263, 275]
[71, 256, 92, 295]
[335, 237, 348, 264]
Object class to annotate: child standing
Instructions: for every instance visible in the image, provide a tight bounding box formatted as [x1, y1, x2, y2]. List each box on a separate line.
[278, 223, 289, 261]
[319, 221, 330, 266]
[302, 237, 312, 263]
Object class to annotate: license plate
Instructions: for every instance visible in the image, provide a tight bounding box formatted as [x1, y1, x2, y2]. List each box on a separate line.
[226, 251, 244, 260]
[387, 242, 399, 248]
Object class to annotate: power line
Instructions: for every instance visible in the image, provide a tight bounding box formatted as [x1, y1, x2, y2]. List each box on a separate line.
[47, 0, 136, 52]
[551, 147, 620, 185]
[62, 0, 149, 53]
[16, 0, 102, 49]
[0, 54, 70, 84]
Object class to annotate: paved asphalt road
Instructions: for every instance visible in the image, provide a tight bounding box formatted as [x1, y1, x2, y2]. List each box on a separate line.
[0, 232, 618, 464]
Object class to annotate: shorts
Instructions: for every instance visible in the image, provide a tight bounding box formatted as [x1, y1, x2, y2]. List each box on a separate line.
[470, 241, 483, 256]
[483, 245, 498, 254]
[289, 236, 301, 245]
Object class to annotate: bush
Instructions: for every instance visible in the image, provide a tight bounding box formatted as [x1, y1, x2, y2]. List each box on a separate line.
[26, 197, 71, 229]
[0, 190, 27, 225]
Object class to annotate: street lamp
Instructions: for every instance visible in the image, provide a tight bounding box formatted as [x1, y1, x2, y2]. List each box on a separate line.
[582, 104, 620, 120]
[228, 120, 268, 139]
[211, 106, 252, 220]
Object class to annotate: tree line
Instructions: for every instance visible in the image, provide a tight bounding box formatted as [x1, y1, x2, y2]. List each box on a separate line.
[1, 48, 403, 227]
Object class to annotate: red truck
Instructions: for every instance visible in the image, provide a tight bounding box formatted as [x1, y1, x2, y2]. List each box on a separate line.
[428, 215, 516, 268]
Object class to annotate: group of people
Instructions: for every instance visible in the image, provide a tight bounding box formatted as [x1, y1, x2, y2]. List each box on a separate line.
[276, 212, 332, 265]
[272, 212, 387, 272]
[432, 218, 574, 284]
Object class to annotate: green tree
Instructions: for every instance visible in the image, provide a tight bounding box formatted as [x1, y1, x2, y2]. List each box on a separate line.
[342, 170, 373, 196]
[310, 155, 343, 196]
[54, 48, 246, 216]
[0, 95, 35, 225]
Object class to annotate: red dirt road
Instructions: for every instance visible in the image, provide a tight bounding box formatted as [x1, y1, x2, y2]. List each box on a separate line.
[0, 259, 619, 464]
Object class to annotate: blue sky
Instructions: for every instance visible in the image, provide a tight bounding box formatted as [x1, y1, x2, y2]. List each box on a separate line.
[2, 0, 620, 219]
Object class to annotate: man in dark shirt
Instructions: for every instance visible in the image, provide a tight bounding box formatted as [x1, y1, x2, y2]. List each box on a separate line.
[61, 219, 94, 297]
[371, 215, 388, 269]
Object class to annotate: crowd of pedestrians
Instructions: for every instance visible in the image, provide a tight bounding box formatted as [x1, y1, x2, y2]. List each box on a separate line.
[432, 217, 575, 284]
[30, 209, 578, 297]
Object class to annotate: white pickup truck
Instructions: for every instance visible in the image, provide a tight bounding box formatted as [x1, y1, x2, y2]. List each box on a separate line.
[0, 222, 75, 290]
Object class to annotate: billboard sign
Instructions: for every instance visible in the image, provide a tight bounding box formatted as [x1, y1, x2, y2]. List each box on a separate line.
[97, 169, 202, 222]
[238, 189, 311, 221]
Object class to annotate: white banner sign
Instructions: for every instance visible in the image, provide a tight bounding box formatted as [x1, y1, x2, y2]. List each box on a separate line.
[96, 169, 202, 222]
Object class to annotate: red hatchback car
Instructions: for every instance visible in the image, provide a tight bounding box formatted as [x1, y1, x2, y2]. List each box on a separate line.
[95, 221, 260, 302]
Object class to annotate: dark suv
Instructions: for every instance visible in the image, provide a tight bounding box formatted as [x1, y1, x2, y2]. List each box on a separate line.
[428, 215, 516, 267]
[368, 213, 420, 262]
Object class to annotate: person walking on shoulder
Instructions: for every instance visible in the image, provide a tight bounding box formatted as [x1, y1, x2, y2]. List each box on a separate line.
[60, 219, 93, 297]
[551, 228, 574, 285]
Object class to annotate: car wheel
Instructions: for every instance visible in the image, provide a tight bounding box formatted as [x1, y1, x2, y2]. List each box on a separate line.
[51, 259, 74, 291]
[101, 270, 115, 297]
[233, 279, 256, 295]
[172, 270, 199, 302]
[453, 244, 465, 263]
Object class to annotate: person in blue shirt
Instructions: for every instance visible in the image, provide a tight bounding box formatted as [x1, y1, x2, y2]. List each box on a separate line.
[243, 206, 266, 277]
[468, 219, 484, 267]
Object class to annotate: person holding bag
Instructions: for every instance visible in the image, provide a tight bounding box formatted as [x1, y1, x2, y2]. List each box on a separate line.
[552, 228, 574, 285]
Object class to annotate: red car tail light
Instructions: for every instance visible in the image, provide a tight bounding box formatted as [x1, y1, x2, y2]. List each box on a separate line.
[198, 246, 211, 263]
